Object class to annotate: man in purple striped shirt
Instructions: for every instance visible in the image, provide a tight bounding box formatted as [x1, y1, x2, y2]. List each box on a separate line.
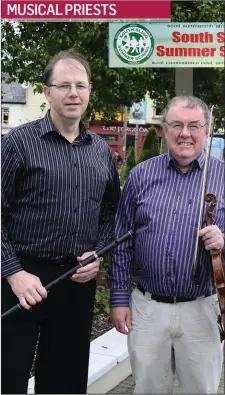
[108, 96, 224, 393]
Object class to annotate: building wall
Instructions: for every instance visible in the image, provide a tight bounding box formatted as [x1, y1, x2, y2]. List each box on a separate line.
[1, 84, 49, 134]
[89, 122, 160, 156]
[24, 85, 49, 122]
[2, 103, 26, 134]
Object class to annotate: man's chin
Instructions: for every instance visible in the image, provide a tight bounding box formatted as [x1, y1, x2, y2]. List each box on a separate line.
[63, 112, 82, 120]
[174, 153, 195, 166]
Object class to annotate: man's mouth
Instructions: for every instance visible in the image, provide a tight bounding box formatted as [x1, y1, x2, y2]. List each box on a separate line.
[178, 142, 193, 147]
[65, 103, 80, 106]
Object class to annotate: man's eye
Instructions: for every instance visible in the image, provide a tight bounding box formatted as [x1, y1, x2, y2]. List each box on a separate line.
[189, 125, 199, 130]
[58, 84, 70, 89]
[77, 84, 86, 89]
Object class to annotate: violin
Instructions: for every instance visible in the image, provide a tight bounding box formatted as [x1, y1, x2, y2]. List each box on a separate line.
[204, 193, 225, 342]
[193, 105, 225, 342]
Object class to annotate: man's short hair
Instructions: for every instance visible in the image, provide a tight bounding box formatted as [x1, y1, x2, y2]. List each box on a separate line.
[43, 49, 91, 86]
[160, 95, 211, 134]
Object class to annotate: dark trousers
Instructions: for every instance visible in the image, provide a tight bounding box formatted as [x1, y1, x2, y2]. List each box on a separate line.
[1, 257, 96, 394]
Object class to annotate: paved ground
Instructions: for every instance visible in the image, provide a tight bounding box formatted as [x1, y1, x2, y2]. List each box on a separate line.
[108, 361, 224, 394]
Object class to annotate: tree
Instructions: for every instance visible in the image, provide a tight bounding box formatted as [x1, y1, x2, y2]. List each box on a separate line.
[119, 146, 136, 186]
[1, 1, 224, 125]
[1, 21, 160, 121]
[153, 1, 225, 127]
[137, 126, 160, 164]
[126, 146, 137, 172]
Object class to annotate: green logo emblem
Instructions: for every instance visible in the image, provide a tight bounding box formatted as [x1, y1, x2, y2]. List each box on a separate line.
[113, 24, 154, 64]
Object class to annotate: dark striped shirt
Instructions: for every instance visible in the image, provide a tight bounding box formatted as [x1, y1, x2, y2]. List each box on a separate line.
[1, 111, 120, 278]
[108, 151, 225, 307]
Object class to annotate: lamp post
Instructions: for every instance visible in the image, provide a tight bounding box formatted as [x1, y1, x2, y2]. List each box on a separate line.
[40, 102, 46, 112]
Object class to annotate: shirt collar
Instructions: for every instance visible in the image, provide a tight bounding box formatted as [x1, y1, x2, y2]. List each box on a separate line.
[40, 110, 92, 143]
[167, 150, 205, 171]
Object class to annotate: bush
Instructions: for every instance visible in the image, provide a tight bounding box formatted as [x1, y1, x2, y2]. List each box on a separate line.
[118, 164, 127, 187]
[119, 146, 137, 187]
[137, 126, 160, 164]
[94, 287, 110, 314]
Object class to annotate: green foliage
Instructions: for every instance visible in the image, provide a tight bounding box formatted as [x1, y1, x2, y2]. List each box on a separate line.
[102, 252, 110, 270]
[172, 1, 225, 128]
[137, 126, 160, 164]
[1, 21, 158, 121]
[1, 1, 224, 126]
[118, 146, 136, 186]
[94, 288, 110, 314]
[118, 165, 127, 187]
[126, 146, 137, 172]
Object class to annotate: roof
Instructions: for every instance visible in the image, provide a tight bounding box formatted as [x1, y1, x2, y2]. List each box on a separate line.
[1, 80, 26, 104]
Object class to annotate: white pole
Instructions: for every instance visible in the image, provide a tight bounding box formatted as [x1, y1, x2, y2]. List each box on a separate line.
[135, 123, 139, 157]
[122, 106, 128, 161]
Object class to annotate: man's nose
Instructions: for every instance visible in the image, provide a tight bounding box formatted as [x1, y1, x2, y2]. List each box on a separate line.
[180, 125, 191, 135]
[68, 86, 78, 95]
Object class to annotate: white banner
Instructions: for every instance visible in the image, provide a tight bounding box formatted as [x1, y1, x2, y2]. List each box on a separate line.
[109, 22, 224, 68]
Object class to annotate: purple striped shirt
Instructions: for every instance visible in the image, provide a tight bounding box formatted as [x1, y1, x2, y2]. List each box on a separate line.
[108, 151, 225, 307]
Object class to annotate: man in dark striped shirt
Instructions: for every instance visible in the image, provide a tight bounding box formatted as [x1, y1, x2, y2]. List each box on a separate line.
[108, 96, 224, 393]
[1, 50, 120, 394]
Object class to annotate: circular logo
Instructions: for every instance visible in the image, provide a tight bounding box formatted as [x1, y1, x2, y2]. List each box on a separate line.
[113, 24, 154, 64]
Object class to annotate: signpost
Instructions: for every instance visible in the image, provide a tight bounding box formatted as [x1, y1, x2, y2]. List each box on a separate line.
[129, 100, 147, 157]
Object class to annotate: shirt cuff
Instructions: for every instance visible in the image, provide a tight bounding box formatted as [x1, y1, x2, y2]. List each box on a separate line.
[110, 288, 130, 307]
[1, 256, 23, 279]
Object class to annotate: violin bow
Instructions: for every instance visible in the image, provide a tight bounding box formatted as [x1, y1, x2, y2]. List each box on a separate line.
[193, 105, 215, 277]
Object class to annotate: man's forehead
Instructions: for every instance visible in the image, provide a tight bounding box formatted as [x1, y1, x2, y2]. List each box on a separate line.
[53, 58, 87, 76]
[167, 103, 205, 119]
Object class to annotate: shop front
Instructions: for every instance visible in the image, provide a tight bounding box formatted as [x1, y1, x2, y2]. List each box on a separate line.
[89, 122, 161, 156]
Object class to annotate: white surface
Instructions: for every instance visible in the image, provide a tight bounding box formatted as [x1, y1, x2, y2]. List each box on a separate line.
[87, 356, 132, 393]
[27, 327, 129, 393]
[90, 328, 128, 363]
[87, 353, 117, 386]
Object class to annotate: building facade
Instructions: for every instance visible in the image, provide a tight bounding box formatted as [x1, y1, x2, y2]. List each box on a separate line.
[1, 82, 162, 155]
[1, 81, 49, 135]
[2, 81, 224, 159]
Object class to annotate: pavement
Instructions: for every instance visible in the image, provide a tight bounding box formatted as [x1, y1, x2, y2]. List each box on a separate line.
[108, 360, 224, 394]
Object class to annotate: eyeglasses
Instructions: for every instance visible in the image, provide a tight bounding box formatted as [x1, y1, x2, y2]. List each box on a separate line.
[165, 121, 208, 133]
[48, 83, 91, 93]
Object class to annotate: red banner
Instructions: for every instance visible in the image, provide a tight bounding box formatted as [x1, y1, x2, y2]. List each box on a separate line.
[1, 1, 171, 20]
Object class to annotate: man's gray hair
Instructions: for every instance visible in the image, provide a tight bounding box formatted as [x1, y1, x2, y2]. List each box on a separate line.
[160, 95, 211, 134]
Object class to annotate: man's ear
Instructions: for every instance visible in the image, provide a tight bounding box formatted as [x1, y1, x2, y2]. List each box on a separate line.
[44, 86, 51, 104]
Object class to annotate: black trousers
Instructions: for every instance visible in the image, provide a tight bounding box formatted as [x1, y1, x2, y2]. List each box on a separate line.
[1, 257, 96, 394]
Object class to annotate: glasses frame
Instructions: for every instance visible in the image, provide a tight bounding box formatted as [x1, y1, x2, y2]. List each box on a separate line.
[164, 121, 208, 133]
[48, 83, 92, 92]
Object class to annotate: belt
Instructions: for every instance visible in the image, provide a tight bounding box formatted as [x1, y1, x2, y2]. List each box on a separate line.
[137, 283, 212, 304]
[18, 253, 76, 267]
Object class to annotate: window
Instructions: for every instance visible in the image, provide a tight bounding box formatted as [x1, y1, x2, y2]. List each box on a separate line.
[100, 135, 118, 143]
[2, 108, 9, 124]
[153, 101, 164, 117]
